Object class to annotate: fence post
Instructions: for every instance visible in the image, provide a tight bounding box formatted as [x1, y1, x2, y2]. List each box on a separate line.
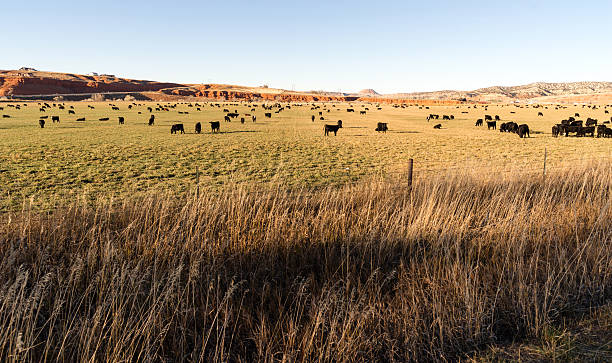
[407, 158, 414, 190]
[542, 148, 547, 179]
[196, 166, 200, 198]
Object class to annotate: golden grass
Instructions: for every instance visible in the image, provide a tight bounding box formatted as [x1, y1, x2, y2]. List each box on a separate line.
[0, 161, 609, 361]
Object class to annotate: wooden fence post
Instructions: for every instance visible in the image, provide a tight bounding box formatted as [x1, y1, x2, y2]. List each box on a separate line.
[196, 166, 200, 198]
[407, 158, 414, 190]
[543, 148, 547, 179]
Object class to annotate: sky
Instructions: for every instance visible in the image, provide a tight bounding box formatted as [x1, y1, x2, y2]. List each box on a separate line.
[3, 0, 612, 94]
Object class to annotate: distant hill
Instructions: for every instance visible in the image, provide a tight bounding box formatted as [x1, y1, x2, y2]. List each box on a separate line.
[358, 89, 380, 96]
[1, 69, 611, 103]
[386, 82, 612, 103]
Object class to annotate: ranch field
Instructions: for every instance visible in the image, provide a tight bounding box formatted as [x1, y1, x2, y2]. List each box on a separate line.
[0, 99, 611, 361]
[1, 100, 611, 211]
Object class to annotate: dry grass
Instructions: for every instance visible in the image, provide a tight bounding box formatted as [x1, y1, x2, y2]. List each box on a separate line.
[0, 161, 610, 362]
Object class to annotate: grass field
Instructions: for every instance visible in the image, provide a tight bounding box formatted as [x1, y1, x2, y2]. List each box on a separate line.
[1, 100, 611, 211]
[0, 99, 611, 361]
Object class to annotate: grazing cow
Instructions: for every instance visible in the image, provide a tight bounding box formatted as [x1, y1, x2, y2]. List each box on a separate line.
[195, 122, 202, 133]
[99, 117, 109, 121]
[538, 112, 543, 116]
[347, 108, 354, 112]
[324, 120, 343, 136]
[575, 113, 580, 117]
[171, 124, 185, 134]
[501, 122, 518, 133]
[148, 115, 155, 126]
[112, 106, 119, 110]
[40, 108, 46, 112]
[485, 115, 493, 121]
[375, 122, 388, 133]
[495, 115, 501, 121]
[475, 119, 483, 126]
[224, 115, 231, 122]
[442, 115, 450, 120]
[118, 116, 125, 125]
[52, 116, 60, 123]
[360, 111, 366, 115]
[433, 124, 442, 129]
[517, 124, 530, 138]
[68, 110, 75, 114]
[486, 121, 496, 130]
[596, 125, 607, 138]
[76, 117, 85, 121]
[578, 126, 595, 137]
[39, 119, 45, 128]
[265, 113, 272, 118]
[210, 121, 220, 133]
[552, 125, 560, 137]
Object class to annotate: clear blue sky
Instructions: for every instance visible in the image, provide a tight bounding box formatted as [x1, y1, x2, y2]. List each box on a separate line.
[4, 0, 612, 94]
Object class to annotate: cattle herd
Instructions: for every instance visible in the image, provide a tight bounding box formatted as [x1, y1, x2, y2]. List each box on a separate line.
[1, 100, 612, 142]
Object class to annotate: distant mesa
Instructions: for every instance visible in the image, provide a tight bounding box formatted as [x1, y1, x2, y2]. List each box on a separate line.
[358, 89, 380, 96]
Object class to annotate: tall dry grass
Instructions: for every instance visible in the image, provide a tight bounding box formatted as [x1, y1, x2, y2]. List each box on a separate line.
[0, 163, 610, 362]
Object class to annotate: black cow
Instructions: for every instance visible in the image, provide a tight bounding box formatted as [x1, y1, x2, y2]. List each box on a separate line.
[347, 109, 354, 112]
[52, 116, 60, 123]
[68, 110, 75, 115]
[224, 115, 231, 122]
[171, 124, 185, 134]
[148, 115, 155, 126]
[265, 113, 272, 118]
[324, 120, 343, 136]
[586, 118, 597, 127]
[487, 121, 496, 130]
[99, 117, 109, 121]
[360, 111, 366, 115]
[210, 121, 220, 133]
[475, 119, 483, 126]
[311, 115, 315, 122]
[485, 115, 493, 121]
[252, 115, 256, 122]
[195, 122, 202, 133]
[375, 122, 388, 133]
[76, 117, 85, 121]
[39, 119, 45, 128]
[517, 124, 530, 138]
[433, 124, 442, 129]
[118, 116, 125, 125]
[538, 112, 543, 116]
